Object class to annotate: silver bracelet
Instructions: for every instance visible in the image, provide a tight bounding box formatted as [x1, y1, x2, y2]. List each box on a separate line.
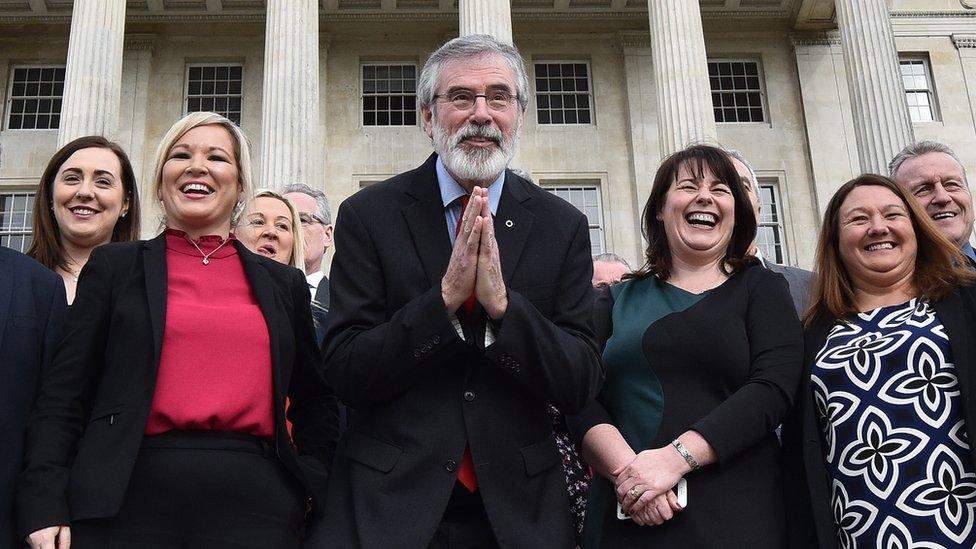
[672, 439, 701, 471]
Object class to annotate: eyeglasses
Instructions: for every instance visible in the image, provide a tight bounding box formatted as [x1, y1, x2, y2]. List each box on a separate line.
[244, 218, 292, 233]
[299, 213, 326, 227]
[433, 89, 517, 111]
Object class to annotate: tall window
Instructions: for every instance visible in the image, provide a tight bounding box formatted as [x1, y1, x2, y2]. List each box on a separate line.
[543, 184, 604, 255]
[534, 62, 593, 125]
[185, 64, 243, 125]
[900, 57, 938, 123]
[0, 192, 35, 253]
[6, 66, 65, 130]
[756, 179, 788, 264]
[362, 64, 417, 126]
[707, 59, 766, 123]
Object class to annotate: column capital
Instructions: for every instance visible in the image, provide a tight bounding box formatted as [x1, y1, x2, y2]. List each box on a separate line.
[617, 31, 650, 49]
[124, 33, 156, 53]
[790, 31, 842, 49]
[953, 33, 976, 49]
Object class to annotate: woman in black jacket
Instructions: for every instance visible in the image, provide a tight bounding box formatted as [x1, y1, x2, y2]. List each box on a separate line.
[19, 112, 338, 549]
[572, 145, 803, 547]
[783, 174, 976, 548]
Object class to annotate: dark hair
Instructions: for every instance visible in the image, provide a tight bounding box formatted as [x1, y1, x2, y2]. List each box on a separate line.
[630, 144, 757, 281]
[27, 136, 142, 271]
[805, 173, 975, 325]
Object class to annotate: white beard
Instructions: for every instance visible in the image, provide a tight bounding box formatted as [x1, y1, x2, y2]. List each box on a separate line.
[432, 119, 520, 185]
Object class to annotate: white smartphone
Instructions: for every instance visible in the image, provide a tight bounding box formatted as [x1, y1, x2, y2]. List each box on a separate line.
[616, 478, 688, 520]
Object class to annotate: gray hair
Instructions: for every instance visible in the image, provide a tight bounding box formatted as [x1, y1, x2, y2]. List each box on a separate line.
[725, 148, 759, 190]
[280, 182, 332, 225]
[418, 34, 530, 112]
[594, 252, 631, 270]
[889, 140, 968, 183]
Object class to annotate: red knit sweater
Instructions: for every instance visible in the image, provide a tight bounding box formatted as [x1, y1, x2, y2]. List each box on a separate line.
[145, 229, 274, 438]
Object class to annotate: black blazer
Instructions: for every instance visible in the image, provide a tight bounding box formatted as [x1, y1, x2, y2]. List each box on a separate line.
[0, 248, 66, 549]
[17, 234, 338, 539]
[314, 154, 604, 548]
[782, 286, 976, 548]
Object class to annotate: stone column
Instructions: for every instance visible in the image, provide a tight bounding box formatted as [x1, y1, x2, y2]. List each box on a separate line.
[58, 0, 126, 146]
[647, 0, 716, 155]
[836, 0, 914, 174]
[792, 32, 859, 215]
[260, 0, 320, 189]
[459, 0, 512, 45]
[620, 31, 660, 267]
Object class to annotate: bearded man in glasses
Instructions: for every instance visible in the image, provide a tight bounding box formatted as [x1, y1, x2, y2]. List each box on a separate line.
[313, 34, 603, 549]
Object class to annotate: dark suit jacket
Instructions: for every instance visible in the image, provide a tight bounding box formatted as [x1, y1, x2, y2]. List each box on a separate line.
[782, 286, 976, 548]
[766, 262, 813, 317]
[17, 235, 338, 539]
[0, 248, 66, 549]
[316, 154, 604, 548]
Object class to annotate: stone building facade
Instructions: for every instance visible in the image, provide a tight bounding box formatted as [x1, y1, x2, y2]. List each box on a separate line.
[0, 0, 974, 270]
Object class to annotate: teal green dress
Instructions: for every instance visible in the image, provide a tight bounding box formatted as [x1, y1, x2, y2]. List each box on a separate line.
[581, 276, 706, 548]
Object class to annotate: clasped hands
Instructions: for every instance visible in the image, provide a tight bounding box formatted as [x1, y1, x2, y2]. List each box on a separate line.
[613, 446, 689, 526]
[441, 186, 507, 320]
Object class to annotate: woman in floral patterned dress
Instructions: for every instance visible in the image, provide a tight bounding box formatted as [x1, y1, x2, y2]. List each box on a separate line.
[783, 174, 976, 548]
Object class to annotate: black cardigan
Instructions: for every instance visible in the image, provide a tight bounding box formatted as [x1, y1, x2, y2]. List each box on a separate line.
[782, 285, 976, 548]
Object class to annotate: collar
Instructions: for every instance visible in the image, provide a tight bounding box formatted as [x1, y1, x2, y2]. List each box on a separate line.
[436, 156, 504, 215]
[963, 242, 976, 264]
[306, 270, 325, 289]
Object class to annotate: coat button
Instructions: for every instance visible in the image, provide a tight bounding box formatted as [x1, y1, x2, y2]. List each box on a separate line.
[445, 460, 457, 472]
[463, 391, 475, 402]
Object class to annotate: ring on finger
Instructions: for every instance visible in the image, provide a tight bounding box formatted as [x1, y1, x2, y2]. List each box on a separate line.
[628, 487, 641, 499]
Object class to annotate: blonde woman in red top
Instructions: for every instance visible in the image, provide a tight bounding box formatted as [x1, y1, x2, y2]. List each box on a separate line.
[19, 112, 338, 549]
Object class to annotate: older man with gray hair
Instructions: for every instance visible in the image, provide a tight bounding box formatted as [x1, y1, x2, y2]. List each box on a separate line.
[592, 252, 631, 288]
[281, 183, 333, 339]
[315, 34, 601, 548]
[889, 140, 976, 264]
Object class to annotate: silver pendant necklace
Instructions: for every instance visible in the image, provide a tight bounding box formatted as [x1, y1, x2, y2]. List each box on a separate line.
[185, 234, 230, 265]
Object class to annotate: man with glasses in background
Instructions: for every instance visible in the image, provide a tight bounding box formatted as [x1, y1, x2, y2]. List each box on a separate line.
[282, 183, 333, 341]
[313, 34, 602, 549]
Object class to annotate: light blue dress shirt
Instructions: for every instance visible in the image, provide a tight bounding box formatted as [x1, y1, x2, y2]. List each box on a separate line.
[436, 157, 504, 245]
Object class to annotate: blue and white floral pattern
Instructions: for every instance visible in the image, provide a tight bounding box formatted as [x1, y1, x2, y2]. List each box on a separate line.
[813, 299, 976, 548]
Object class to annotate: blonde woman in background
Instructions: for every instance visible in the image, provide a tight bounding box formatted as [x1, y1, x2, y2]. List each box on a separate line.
[238, 189, 305, 272]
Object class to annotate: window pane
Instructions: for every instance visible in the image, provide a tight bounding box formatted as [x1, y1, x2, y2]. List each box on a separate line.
[360, 64, 418, 126]
[900, 57, 939, 122]
[545, 185, 603, 253]
[186, 64, 244, 121]
[707, 60, 766, 122]
[0, 193, 36, 252]
[535, 62, 593, 125]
